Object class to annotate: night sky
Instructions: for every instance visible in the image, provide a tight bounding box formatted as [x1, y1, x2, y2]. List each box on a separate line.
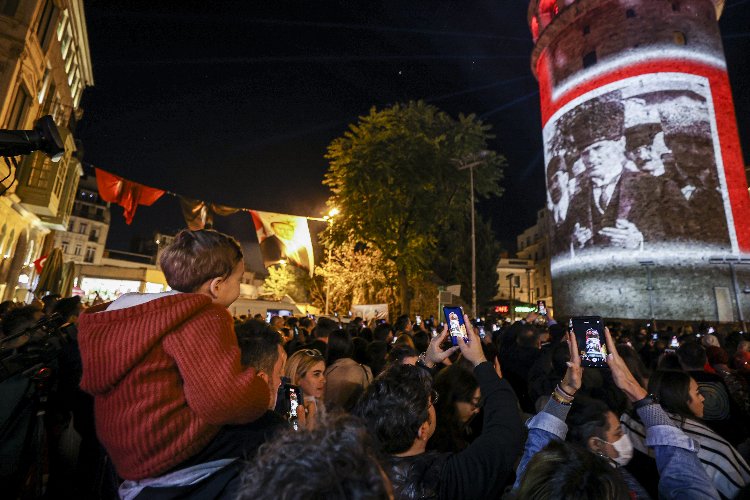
[75, 0, 750, 272]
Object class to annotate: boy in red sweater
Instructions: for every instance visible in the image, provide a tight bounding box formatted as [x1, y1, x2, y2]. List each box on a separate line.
[78, 229, 271, 481]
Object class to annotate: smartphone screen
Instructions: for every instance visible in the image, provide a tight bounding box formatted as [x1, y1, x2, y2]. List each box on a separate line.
[443, 306, 469, 346]
[537, 300, 547, 316]
[431, 328, 438, 337]
[285, 384, 303, 431]
[652, 333, 658, 340]
[707, 326, 715, 334]
[670, 336, 679, 349]
[478, 326, 486, 339]
[570, 316, 608, 368]
[415, 315, 422, 326]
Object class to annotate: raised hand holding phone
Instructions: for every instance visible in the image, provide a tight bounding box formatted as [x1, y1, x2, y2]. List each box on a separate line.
[457, 314, 487, 367]
[603, 327, 648, 402]
[423, 324, 460, 368]
[560, 330, 583, 396]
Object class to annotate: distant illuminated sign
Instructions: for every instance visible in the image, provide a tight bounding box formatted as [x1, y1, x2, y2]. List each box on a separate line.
[515, 306, 535, 313]
[494, 305, 509, 313]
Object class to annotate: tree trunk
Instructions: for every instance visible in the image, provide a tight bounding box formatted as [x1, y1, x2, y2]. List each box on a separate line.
[397, 266, 410, 315]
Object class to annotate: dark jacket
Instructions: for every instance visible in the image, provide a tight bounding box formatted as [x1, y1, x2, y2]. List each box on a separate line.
[382, 363, 524, 499]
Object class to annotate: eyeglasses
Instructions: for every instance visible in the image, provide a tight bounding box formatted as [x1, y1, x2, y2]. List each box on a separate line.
[301, 349, 323, 358]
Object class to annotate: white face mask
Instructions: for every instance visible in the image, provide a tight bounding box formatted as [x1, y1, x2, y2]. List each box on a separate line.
[597, 434, 634, 466]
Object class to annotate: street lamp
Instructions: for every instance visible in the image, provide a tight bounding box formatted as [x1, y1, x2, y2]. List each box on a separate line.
[506, 273, 516, 322]
[453, 151, 490, 319]
[323, 207, 339, 315]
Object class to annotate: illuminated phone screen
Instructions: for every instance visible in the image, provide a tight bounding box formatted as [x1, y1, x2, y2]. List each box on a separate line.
[443, 306, 468, 346]
[570, 316, 608, 368]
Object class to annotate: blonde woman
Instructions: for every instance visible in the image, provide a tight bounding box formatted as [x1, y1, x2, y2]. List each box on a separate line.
[285, 349, 327, 429]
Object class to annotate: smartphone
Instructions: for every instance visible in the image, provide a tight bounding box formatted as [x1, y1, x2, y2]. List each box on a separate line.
[284, 384, 303, 431]
[443, 306, 469, 346]
[377, 318, 386, 325]
[707, 326, 715, 334]
[431, 328, 438, 337]
[415, 315, 422, 326]
[492, 323, 499, 332]
[652, 333, 658, 340]
[570, 316, 608, 368]
[478, 326, 486, 339]
[669, 336, 679, 349]
[537, 300, 547, 316]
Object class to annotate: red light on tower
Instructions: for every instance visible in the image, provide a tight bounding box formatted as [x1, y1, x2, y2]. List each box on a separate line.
[527, 0, 750, 322]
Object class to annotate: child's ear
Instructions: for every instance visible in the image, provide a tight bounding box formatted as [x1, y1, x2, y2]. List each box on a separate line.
[207, 276, 224, 298]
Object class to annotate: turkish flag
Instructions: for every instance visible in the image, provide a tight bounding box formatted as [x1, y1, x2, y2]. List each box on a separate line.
[33, 254, 48, 274]
[95, 168, 165, 224]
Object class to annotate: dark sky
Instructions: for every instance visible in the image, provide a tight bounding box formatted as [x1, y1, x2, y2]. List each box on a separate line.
[76, 0, 750, 271]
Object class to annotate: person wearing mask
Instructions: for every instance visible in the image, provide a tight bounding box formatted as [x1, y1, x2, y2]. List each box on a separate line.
[324, 329, 373, 411]
[514, 328, 719, 499]
[284, 348, 327, 429]
[622, 369, 750, 498]
[354, 321, 523, 499]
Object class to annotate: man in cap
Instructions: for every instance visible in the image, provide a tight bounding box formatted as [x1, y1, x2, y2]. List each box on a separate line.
[566, 98, 659, 251]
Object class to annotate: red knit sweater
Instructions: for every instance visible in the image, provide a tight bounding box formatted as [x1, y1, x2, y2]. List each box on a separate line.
[78, 293, 270, 480]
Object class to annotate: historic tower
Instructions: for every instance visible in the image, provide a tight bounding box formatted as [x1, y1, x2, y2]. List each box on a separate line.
[528, 0, 750, 322]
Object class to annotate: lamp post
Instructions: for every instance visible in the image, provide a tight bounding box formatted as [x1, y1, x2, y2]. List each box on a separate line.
[453, 151, 489, 319]
[323, 208, 339, 315]
[506, 273, 516, 322]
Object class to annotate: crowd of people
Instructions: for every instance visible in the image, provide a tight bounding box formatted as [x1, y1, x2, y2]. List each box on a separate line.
[2, 228, 750, 499]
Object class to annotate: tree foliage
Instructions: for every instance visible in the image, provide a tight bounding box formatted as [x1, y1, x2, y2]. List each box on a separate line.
[315, 240, 398, 315]
[260, 264, 309, 302]
[323, 100, 504, 314]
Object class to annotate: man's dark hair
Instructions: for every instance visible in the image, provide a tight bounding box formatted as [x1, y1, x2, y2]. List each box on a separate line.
[2, 306, 39, 336]
[236, 414, 390, 500]
[677, 341, 707, 370]
[373, 323, 393, 342]
[353, 364, 432, 454]
[236, 319, 283, 372]
[366, 341, 389, 377]
[566, 397, 611, 447]
[387, 345, 418, 365]
[327, 329, 353, 365]
[299, 317, 313, 329]
[394, 315, 410, 333]
[52, 296, 82, 322]
[516, 440, 629, 499]
[315, 317, 338, 338]
[516, 325, 539, 349]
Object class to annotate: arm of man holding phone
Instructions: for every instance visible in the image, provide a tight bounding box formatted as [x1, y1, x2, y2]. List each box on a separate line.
[437, 316, 524, 499]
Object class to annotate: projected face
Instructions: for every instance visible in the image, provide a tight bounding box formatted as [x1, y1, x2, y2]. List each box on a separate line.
[582, 138, 626, 187]
[629, 130, 671, 176]
[543, 73, 732, 261]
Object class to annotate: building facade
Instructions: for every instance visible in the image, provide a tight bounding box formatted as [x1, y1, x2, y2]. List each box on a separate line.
[516, 208, 555, 314]
[53, 166, 109, 265]
[528, 0, 750, 322]
[0, 0, 93, 301]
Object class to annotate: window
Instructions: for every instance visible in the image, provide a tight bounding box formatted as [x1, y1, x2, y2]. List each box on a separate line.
[7, 86, 30, 129]
[36, 0, 59, 50]
[85, 247, 95, 263]
[61, 241, 69, 253]
[78, 222, 88, 235]
[673, 31, 686, 45]
[26, 153, 53, 189]
[625, 8, 636, 18]
[0, 0, 19, 17]
[74, 244, 82, 256]
[583, 51, 597, 68]
[544, 285, 548, 296]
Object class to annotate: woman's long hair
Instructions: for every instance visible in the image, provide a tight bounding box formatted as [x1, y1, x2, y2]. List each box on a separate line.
[428, 364, 479, 452]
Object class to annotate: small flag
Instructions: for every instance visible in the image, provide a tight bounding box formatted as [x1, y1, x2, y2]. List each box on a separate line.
[250, 210, 314, 275]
